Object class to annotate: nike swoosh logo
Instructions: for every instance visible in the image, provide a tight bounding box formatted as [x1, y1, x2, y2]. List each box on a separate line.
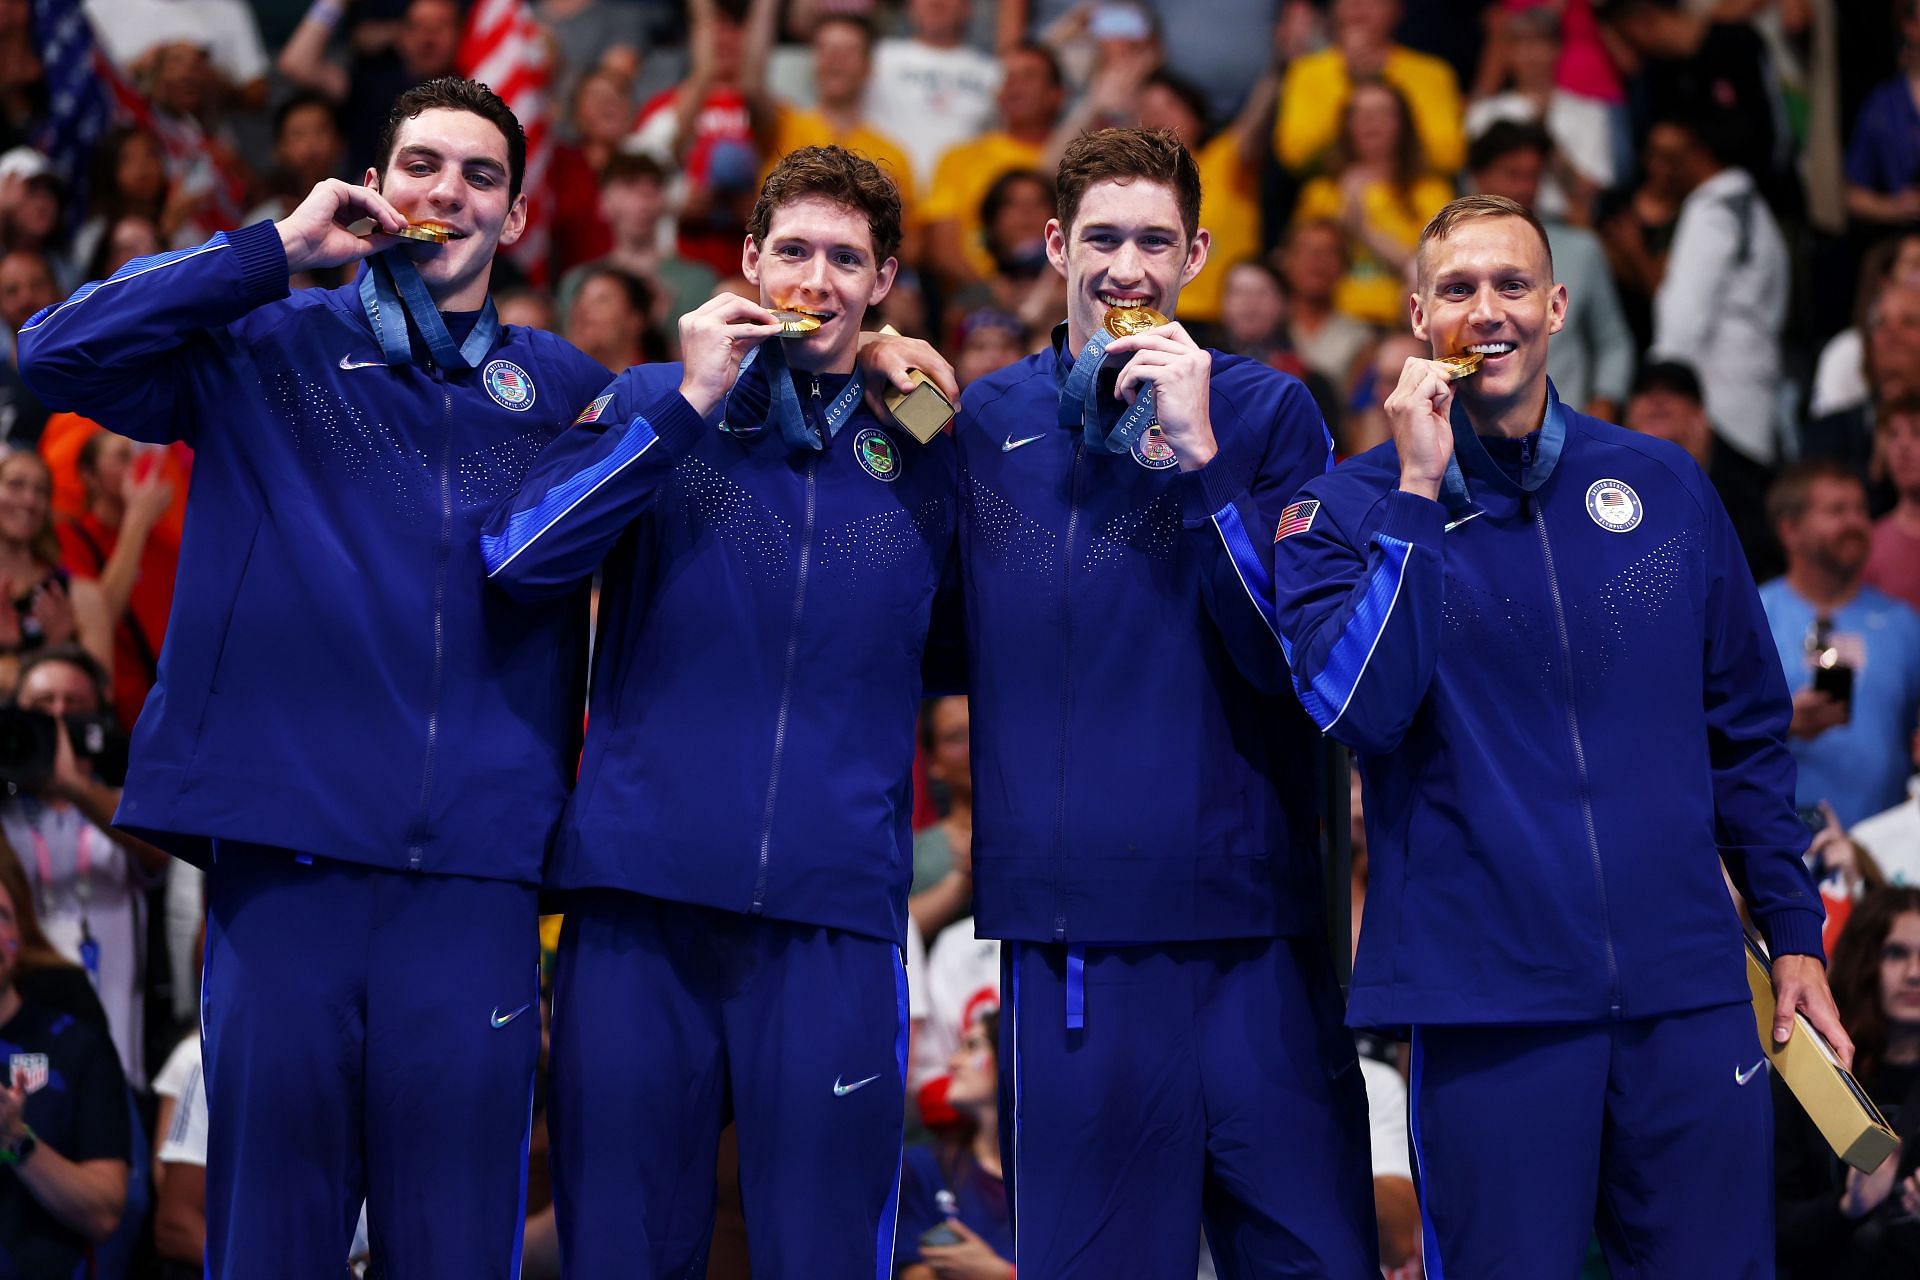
[832, 1073, 881, 1097]
[1002, 433, 1045, 452]
[1734, 1059, 1765, 1086]
[338, 355, 386, 370]
[490, 1002, 531, 1029]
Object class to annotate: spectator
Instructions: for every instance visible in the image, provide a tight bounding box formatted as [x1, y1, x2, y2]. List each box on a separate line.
[1776, 886, 1920, 1277]
[946, 167, 1061, 330]
[1598, 117, 1690, 350]
[58, 430, 180, 731]
[1276, 219, 1373, 395]
[1274, 0, 1463, 177]
[1762, 461, 1920, 828]
[2, 647, 168, 1088]
[70, 128, 173, 277]
[1341, 331, 1426, 458]
[1871, 394, 1920, 616]
[752, 15, 919, 257]
[893, 1010, 1012, 1280]
[1467, 119, 1634, 422]
[1626, 360, 1782, 584]
[907, 696, 970, 945]
[135, 41, 253, 240]
[0, 0, 41, 157]
[952, 307, 1026, 389]
[84, 0, 269, 111]
[557, 153, 717, 350]
[0, 248, 52, 447]
[1290, 79, 1453, 329]
[150, 1029, 205, 1277]
[562, 264, 661, 372]
[1464, 4, 1613, 221]
[1813, 232, 1920, 424]
[84, 215, 164, 285]
[866, 0, 1002, 189]
[1215, 257, 1309, 382]
[923, 41, 1065, 293]
[1854, 723, 1920, 891]
[276, 0, 462, 166]
[1649, 112, 1791, 464]
[0, 150, 67, 268]
[0, 451, 112, 693]
[242, 92, 348, 227]
[628, 0, 771, 278]
[1845, 0, 1920, 230]
[496, 284, 559, 333]
[0, 846, 130, 1273]
[536, 0, 647, 137]
[548, 68, 639, 274]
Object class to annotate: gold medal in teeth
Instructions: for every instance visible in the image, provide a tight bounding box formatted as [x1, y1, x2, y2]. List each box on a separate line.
[1102, 306, 1169, 338]
[773, 309, 825, 337]
[1438, 351, 1484, 378]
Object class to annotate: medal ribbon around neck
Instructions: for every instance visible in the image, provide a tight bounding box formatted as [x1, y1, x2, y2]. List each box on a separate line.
[357, 249, 500, 372]
[724, 337, 866, 453]
[1055, 317, 1162, 454]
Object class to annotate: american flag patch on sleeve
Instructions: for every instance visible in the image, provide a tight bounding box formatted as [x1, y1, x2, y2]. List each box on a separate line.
[573, 393, 614, 425]
[1275, 499, 1320, 541]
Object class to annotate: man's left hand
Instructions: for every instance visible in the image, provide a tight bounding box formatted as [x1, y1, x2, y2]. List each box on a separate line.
[857, 330, 959, 424]
[1773, 952, 1854, 1070]
[1104, 323, 1216, 470]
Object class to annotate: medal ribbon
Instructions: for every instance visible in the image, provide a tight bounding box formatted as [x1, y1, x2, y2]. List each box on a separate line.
[356, 250, 500, 371]
[31, 820, 98, 986]
[1055, 327, 1158, 454]
[722, 339, 865, 453]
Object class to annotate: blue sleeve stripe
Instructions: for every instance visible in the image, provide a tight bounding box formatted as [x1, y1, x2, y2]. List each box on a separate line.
[1209, 500, 1281, 644]
[1292, 532, 1412, 731]
[481, 413, 660, 577]
[18, 237, 231, 335]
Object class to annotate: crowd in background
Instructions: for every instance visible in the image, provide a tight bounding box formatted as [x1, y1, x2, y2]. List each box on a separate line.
[0, 0, 1912, 1275]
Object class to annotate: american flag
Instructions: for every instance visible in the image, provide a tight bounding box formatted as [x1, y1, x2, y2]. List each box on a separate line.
[30, 0, 112, 202]
[459, 0, 552, 284]
[1275, 499, 1320, 542]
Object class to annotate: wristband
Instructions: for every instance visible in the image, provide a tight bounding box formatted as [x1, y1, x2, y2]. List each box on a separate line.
[0, 1124, 37, 1165]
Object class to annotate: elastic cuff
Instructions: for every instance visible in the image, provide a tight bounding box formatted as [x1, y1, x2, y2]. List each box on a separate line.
[1375, 488, 1446, 546]
[1759, 908, 1827, 965]
[1175, 448, 1255, 528]
[226, 220, 292, 308]
[641, 389, 712, 457]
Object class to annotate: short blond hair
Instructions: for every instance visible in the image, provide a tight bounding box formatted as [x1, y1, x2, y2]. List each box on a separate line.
[1415, 194, 1553, 292]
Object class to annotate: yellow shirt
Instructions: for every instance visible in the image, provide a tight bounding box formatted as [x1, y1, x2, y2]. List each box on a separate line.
[1180, 132, 1263, 323]
[1274, 46, 1465, 177]
[768, 107, 920, 228]
[924, 131, 1046, 282]
[1293, 173, 1454, 328]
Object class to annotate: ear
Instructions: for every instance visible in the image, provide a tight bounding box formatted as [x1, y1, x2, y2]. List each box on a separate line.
[1044, 217, 1068, 279]
[867, 254, 898, 307]
[496, 191, 529, 248]
[1179, 227, 1210, 288]
[364, 166, 380, 191]
[1546, 280, 1568, 338]
[742, 234, 761, 288]
[1409, 289, 1429, 345]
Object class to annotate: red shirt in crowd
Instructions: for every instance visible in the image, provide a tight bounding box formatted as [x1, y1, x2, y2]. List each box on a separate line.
[56, 510, 180, 732]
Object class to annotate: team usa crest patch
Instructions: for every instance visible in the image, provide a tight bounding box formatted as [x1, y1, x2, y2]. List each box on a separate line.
[1584, 479, 1642, 533]
[573, 393, 613, 425]
[8, 1053, 46, 1093]
[1131, 424, 1178, 470]
[1275, 500, 1320, 541]
[483, 360, 536, 413]
[854, 427, 900, 482]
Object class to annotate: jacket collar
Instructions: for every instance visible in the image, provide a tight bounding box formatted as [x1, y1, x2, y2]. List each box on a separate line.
[1438, 379, 1569, 524]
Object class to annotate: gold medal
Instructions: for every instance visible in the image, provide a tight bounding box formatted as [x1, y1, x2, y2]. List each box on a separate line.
[773, 309, 825, 338]
[1438, 352, 1483, 379]
[346, 217, 453, 244]
[1102, 306, 1168, 339]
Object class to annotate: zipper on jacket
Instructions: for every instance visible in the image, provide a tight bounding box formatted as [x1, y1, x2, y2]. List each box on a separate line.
[409, 378, 455, 872]
[752, 452, 818, 913]
[1534, 506, 1621, 1015]
[1048, 441, 1085, 941]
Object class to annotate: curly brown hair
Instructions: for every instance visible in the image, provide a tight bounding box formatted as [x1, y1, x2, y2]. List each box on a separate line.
[1831, 886, 1920, 1086]
[747, 145, 903, 263]
[1054, 127, 1201, 242]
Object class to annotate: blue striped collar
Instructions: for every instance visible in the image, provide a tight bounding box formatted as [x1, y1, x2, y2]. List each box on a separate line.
[1439, 380, 1567, 523]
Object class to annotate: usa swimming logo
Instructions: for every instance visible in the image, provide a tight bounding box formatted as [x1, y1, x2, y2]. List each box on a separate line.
[1584, 479, 1642, 533]
[484, 360, 536, 413]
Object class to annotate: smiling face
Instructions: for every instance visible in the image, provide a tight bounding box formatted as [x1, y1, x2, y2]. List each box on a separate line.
[1048, 177, 1207, 353]
[0, 453, 49, 549]
[742, 193, 896, 374]
[1412, 214, 1565, 431]
[367, 107, 527, 311]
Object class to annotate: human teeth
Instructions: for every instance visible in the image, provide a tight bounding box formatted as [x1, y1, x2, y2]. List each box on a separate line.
[1469, 343, 1514, 354]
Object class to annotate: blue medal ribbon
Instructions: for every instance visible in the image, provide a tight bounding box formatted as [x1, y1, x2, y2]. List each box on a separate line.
[722, 337, 865, 453]
[1054, 324, 1159, 454]
[356, 249, 500, 371]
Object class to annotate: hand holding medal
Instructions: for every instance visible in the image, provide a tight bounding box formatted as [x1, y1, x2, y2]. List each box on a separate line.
[675, 293, 788, 418]
[275, 178, 410, 275]
[1101, 308, 1217, 471]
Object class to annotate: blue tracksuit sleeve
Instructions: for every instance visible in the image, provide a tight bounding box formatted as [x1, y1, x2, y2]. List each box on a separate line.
[1699, 486, 1826, 960]
[16, 221, 291, 445]
[1273, 483, 1448, 755]
[480, 373, 708, 601]
[1173, 376, 1330, 695]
